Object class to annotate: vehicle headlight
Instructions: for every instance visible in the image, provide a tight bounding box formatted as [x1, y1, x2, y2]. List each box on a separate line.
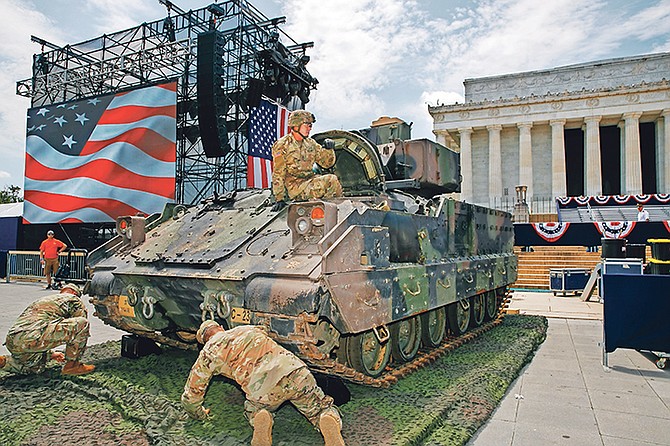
[296, 217, 311, 235]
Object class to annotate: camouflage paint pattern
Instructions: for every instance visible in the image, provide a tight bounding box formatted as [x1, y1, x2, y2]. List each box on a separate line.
[271, 133, 342, 202]
[4, 292, 89, 374]
[88, 129, 518, 382]
[182, 325, 336, 426]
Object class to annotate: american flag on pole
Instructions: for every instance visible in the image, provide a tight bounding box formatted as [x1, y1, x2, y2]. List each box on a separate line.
[247, 98, 289, 189]
[23, 82, 177, 224]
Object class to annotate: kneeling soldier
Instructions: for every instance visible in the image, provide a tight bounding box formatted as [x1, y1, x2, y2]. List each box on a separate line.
[182, 320, 345, 446]
[0, 283, 95, 376]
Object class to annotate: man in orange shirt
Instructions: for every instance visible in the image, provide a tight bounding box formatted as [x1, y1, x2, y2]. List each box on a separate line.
[39, 230, 66, 290]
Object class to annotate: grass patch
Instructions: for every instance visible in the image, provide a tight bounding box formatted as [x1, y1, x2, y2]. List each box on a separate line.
[0, 314, 546, 445]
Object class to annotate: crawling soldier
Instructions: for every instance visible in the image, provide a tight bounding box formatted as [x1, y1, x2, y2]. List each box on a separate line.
[181, 320, 345, 446]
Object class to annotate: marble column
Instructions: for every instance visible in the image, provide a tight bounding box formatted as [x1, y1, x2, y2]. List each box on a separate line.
[434, 129, 449, 148]
[584, 116, 602, 196]
[622, 112, 643, 195]
[661, 110, 670, 193]
[550, 119, 567, 198]
[487, 124, 503, 207]
[458, 127, 474, 202]
[518, 122, 533, 200]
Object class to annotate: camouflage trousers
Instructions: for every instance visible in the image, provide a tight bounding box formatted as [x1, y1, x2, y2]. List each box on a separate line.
[245, 366, 340, 429]
[287, 174, 343, 201]
[3, 316, 90, 374]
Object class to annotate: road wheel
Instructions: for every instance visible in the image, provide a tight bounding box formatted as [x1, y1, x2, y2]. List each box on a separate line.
[447, 299, 470, 336]
[345, 329, 391, 378]
[390, 316, 422, 363]
[470, 294, 485, 327]
[420, 307, 447, 348]
[485, 291, 498, 320]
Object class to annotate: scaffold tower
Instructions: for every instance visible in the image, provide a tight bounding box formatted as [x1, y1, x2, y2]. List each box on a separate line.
[16, 0, 316, 204]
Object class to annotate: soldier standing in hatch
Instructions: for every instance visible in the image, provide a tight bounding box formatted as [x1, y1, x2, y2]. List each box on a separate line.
[271, 110, 342, 211]
[182, 320, 345, 446]
[0, 283, 95, 376]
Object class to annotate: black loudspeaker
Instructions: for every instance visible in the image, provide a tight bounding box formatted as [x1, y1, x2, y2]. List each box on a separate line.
[197, 31, 230, 158]
[246, 78, 265, 108]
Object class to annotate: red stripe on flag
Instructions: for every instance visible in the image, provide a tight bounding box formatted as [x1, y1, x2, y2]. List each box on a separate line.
[97, 105, 176, 125]
[159, 82, 177, 92]
[25, 153, 175, 198]
[24, 190, 143, 219]
[80, 127, 176, 160]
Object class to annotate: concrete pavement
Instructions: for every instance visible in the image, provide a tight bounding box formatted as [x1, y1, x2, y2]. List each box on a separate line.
[469, 289, 670, 446]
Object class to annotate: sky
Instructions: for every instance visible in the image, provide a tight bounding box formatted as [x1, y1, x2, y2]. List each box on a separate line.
[1, 0, 669, 191]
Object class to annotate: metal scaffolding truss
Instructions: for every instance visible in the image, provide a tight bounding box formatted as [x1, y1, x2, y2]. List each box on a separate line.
[16, 0, 315, 204]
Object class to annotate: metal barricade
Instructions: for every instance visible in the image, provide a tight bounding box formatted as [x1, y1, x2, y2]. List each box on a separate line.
[5, 250, 88, 283]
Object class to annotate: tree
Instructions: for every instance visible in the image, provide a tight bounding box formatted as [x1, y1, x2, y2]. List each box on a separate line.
[0, 185, 23, 203]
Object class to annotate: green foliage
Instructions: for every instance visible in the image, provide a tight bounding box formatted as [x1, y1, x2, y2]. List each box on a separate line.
[0, 185, 22, 204]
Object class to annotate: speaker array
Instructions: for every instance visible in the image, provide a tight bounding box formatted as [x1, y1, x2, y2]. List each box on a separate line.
[197, 31, 230, 158]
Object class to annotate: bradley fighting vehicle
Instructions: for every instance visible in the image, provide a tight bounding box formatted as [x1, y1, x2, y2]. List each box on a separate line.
[87, 122, 517, 386]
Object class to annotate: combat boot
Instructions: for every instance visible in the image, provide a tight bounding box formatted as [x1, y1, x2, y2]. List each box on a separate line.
[0, 355, 6, 369]
[250, 409, 273, 446]
[61, 361, 95, 376]
[319, 411, 345, 446]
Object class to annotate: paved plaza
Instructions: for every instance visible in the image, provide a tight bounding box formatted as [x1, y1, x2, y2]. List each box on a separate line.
[470, 290, 670, 446]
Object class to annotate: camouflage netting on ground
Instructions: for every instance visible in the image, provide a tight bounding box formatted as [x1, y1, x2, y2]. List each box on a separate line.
[0, 315, 547, 446]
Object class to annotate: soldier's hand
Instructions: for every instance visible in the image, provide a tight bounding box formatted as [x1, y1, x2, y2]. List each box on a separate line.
[323, 138, 335, 150]
[203, 408, 211, 418]
[50, 351, 66, 363]
[271, 200, 287, 212]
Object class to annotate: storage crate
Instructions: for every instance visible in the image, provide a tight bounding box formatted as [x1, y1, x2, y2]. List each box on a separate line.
[549, 268, 590, 296]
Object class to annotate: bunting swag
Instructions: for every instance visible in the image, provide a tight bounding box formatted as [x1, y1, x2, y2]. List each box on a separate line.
[556, 194, 670, 209]
[24, 82, 177, 224]
[532, 222, 570, 242]
[594, 221, 636, 239]
[516, 221, 670, 246]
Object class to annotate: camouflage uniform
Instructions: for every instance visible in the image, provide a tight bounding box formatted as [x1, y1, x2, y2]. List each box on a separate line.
[271, 133, 343, 202]
[181, 325, 339, 428]
[3, 292, 89, 374]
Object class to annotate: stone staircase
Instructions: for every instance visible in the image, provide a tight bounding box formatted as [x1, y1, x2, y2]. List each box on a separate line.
[513, 246, 603, 290]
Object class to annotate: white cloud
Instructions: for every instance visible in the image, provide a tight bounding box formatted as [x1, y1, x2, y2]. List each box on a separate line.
[281, 0, 433, 131]
[84, 0, 157, 35]
[0, 0, 668, 187]
[0, 0, 60, 187]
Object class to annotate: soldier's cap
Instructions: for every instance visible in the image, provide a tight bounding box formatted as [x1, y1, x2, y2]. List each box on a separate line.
[288, 110, 316, 127]
[61, 283, 82, 297]
[196, 320, 221, 344]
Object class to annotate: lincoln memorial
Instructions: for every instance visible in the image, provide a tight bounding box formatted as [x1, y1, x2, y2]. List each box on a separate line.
[428, 52, 670, 212]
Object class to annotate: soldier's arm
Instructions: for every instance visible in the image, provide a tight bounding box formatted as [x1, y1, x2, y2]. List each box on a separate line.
[271, 141, 287, 202]
[181, 353, 215, 420]
[313, 139, 336, 169]
[71, 298, 88, 319]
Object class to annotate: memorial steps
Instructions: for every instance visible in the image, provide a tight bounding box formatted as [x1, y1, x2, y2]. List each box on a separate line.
[513, 246, 602, 290]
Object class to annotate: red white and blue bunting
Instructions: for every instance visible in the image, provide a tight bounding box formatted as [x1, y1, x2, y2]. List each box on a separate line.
[532, 222, 570, 242]
[556, 193, 670, 209]
[594, 221, 636, 239]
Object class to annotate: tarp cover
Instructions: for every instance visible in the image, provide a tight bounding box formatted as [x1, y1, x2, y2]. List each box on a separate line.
[603, 273, 670, 353]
